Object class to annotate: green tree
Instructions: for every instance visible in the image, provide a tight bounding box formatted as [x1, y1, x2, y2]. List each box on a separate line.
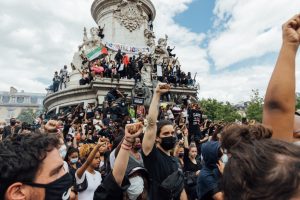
[199, 98, 241, 122]
[17, 109, 36, 124]
[246, 89, 263, 122]
[296, 96, 300, 110]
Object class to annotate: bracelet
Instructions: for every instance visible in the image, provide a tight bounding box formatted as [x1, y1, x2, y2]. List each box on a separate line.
[124, 137, 134, 145]
[122, 141, 133, 148]
[121, 143, 132, 151]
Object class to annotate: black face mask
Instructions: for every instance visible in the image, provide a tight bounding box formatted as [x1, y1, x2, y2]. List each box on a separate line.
[25, 173, 72, 200]
[160, 136, 176, 151]
[10, 121, 16, 126]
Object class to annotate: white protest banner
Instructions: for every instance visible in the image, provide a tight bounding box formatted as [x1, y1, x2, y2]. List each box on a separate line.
[105, 42, 150, 54]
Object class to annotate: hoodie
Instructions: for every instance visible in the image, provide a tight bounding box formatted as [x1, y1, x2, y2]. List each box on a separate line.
[197, 141, 221, 199]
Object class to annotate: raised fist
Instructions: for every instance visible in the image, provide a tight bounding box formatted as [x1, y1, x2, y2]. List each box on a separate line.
[282, 14, 300, 46]
[155, 82, 171, 94]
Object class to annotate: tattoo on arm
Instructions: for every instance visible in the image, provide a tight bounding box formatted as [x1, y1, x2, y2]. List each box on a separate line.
[146, 117, 155, 130]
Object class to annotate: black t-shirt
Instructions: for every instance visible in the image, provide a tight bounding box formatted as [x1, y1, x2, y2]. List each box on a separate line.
[183, 148, 201, 172]
[188, 109, 202, 131]
[142, 146, 179, 200]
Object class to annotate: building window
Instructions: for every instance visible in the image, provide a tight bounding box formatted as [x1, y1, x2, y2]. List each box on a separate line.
[11, 96, 16, 103]
[31, 97, 38, 104]
[2, 96, 10, 104]
[17, 97, 25, 104]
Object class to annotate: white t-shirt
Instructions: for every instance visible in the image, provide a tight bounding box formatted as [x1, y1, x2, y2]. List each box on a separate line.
[68, 127, 76, 137]
[93, 119, 103, 131]
[75, 170, 102, 200]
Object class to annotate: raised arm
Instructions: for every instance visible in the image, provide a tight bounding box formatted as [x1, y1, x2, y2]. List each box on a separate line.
[113, 123, 143, 185]
[142, 83, 170, 156]
[76, 138, 105, 179]
[263, 14, 300, 142]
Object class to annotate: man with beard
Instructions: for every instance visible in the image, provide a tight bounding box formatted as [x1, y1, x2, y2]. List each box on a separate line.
[142, 83, 187, 200]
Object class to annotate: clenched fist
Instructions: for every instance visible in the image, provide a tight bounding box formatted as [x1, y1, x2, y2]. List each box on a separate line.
[282, 14, 300, 47]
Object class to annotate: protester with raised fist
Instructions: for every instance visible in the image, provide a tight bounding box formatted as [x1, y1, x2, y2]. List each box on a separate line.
[142, 83, 188, 200]
[263, 14, 300, 142]
[94, 122, 143, 199]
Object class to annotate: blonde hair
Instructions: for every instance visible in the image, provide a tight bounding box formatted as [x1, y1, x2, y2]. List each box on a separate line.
[79, 143, 95, 159]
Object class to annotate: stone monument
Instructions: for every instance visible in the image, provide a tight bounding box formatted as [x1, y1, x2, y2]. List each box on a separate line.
[44, 0, 198, 113]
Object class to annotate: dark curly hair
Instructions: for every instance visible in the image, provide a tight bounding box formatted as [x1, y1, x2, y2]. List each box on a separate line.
[0, 133, 59, 198]
[220, 124, 300, 200]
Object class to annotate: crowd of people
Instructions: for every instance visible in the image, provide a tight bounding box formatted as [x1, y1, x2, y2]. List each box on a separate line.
[1, 14, 300, 200]
[50, 43, 196, 94]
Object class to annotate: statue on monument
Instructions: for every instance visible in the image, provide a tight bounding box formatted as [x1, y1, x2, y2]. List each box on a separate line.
[144, 29, 156, 48]
[153, 34, 170, 64]
[132, 81, 152, 107]
[155, 34, 169, 55]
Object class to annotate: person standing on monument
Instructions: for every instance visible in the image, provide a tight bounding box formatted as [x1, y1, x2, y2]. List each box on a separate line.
[53, 71, 60, 92]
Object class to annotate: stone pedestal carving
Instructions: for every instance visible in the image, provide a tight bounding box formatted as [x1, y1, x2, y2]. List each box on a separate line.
[114, 0, 146, 32]
[91, 0, 156, 48]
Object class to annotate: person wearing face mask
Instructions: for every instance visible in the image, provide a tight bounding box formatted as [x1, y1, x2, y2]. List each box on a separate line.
[182, 128, 201, 200]
[142, 83, 187, 200]
[174, 141, 185, 169]
[94, 122, 144, 200]
[2, 118, 21, 139]
[75, 139, 104, 200]
[0, 132, 73, 200]
[65, 147, 82, 186]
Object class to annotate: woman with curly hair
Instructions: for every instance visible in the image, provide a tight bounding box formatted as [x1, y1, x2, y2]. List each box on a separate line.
[75, 138, 106, 199]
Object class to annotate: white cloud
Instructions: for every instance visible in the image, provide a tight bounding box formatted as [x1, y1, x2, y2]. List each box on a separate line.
[198, 65, 273, 103]
[151, 0, 209, 73]
[0, 0, 209, 94]
[209, 0, 300, 70]
[1, 0, 300, 104]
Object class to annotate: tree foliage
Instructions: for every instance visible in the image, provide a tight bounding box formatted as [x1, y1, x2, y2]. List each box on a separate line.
[296, 96, 300, 110]
[199, 98, 241, 122]
[245, 89, 263, 122]
[17, 109, 36, 124]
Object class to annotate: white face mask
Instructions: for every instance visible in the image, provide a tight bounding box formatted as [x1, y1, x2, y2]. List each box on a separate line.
[59, 145, 67, 159]
[221, 153, 229, 165]
[127, 176, 144, 200]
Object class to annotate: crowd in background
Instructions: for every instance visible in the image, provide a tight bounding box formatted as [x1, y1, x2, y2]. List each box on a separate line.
[50, 45, 196, 93]
[1, 14, 300, 200]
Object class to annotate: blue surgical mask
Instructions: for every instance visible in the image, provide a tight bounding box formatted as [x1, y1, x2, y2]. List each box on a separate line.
[70, 158, 78, 164]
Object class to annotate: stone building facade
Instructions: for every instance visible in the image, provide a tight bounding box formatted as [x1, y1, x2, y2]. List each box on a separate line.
[0, 87, 45, 122]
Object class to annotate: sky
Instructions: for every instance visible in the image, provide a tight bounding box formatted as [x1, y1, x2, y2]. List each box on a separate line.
[0, 0, 300, 103]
